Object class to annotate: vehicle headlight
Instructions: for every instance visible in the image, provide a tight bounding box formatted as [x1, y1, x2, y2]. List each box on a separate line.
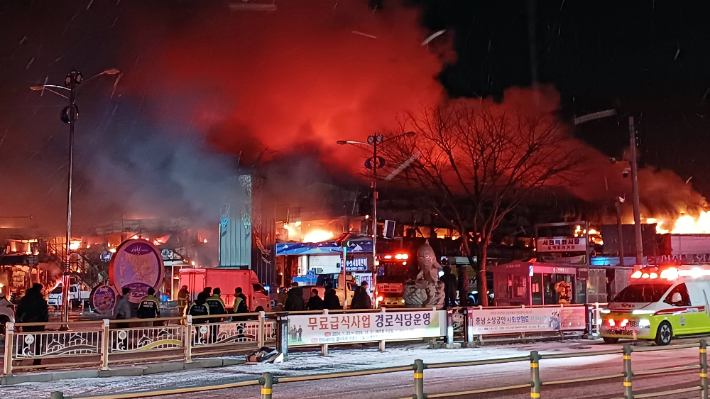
[638, 319, 651, 328]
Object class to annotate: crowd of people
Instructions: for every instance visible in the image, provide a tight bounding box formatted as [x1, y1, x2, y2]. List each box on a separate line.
[440, 264, 471, 307]
[283, 280, 373, 311]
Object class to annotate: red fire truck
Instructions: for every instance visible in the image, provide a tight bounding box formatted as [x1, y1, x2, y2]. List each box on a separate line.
[375, 251, 413, 308]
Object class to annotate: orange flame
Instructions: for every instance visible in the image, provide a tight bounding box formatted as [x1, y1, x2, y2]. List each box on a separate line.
[653, 211, 710, 234]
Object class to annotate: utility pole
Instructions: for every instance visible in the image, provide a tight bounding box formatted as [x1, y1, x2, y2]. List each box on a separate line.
[615, 199, 625, 266]
[371, 137, 378, 300]
[342, 244, 348, 309]
[62, 72, 78, 327]
[336, 131, 414, 308]
[628, 117, 644, 267]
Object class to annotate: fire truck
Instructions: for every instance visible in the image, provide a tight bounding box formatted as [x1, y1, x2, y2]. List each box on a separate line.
[375, 251, 414, 308]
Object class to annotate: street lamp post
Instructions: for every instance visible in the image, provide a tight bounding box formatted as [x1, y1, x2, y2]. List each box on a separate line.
[337, 131, 414, 307]
[30, 68, 120, 325]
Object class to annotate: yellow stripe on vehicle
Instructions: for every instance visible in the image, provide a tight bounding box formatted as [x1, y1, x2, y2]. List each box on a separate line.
[261, 388, 272, 395]
[414, 373, 423, 379]
[623, 381, 632, 387]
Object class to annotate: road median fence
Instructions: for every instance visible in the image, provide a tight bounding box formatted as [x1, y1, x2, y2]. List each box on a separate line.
[3, 304, 595, 375]
[46, 341, 709, 399]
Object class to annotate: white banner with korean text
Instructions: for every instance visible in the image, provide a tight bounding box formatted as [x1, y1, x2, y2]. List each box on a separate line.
[287, 310, 446, 346]
[469, 306, 586, 335]
[536, 236, 587, 253]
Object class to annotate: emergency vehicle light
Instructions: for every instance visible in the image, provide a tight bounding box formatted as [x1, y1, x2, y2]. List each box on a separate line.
[631, 266, 710, 281]
[678, 267, 710, 278]
[660, 268, 678, 280]
[395, 254, 409, 260]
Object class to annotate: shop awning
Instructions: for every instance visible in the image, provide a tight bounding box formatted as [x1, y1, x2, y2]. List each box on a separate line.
[275, 237, 373, 256]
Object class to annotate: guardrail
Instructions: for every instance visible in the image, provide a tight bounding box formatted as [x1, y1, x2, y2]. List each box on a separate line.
[5, 304, 593, 375]
[45, 340, 710, 399]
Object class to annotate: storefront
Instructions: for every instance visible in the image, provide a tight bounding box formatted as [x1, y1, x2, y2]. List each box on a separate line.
[491, 261, 588, 306]
[275, 238, 373, 289]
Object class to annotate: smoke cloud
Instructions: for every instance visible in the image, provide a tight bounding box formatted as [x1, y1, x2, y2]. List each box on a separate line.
[0, 0, 703, 235]
[0, 0, 445, 232]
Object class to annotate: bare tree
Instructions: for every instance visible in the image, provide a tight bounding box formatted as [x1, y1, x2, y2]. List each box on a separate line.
[382, 102, 583, 306]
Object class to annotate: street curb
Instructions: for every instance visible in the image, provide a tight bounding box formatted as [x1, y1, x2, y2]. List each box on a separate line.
[2, 372, 52, 385]
[51, 370, 99, 380]
[143, 362, 185, 375]
[0, 357, 245, 386]
[185, 358, 222, 370]
[98, 366, 145, 378]
[222, 358, 243, 366]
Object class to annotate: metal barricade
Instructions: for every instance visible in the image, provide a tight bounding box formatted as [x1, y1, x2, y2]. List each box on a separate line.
[189, 315, 263, 357]
[108, 325, 184, 352]
[7, 321, 103, 372]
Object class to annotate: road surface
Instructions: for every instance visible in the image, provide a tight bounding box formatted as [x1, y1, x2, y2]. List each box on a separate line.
[150, 342, 703, 399]
[3, 340, 705, 399]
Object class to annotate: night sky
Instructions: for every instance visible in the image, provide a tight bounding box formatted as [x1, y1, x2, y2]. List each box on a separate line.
[419, 0, 710, 194]
[0, 0, 708, 231]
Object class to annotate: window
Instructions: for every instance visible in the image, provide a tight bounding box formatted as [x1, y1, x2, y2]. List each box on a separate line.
[686, 282, 705, 305]
[496, 276, 511, 299]
[513, 275, 526, 298]
[613, 283, 672, 303]
[252, 284, 267, 295]
[664, 283, 691, 307]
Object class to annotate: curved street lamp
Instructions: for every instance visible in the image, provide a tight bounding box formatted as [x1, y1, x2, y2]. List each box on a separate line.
[336, 131, 414, 307]
[30, 68, 120, 326]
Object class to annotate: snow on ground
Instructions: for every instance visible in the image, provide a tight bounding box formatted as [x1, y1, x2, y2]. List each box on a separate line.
[0, 340, 622, 399]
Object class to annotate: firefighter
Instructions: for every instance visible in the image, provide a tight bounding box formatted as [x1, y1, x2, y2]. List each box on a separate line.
[206, 288, 226, 343]
[233, 287, 248, 314]
[188, 292, 210, 344]
[137, 287, 160, 326]
[177, 285, 189, 316]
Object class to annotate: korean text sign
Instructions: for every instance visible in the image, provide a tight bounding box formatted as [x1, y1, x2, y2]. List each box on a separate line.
[469, 306, 586, 335]
[536, 236, 587, 253]
[288, 310, 445, 346]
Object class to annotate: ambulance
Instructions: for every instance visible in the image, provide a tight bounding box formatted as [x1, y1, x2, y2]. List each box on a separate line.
[600, 265, 710, 345]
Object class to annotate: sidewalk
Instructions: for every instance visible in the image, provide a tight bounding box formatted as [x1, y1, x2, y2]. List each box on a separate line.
[0, 340, 618, 399]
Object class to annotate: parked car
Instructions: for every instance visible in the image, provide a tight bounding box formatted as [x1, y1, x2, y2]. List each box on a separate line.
[48, 284, 91, 309]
